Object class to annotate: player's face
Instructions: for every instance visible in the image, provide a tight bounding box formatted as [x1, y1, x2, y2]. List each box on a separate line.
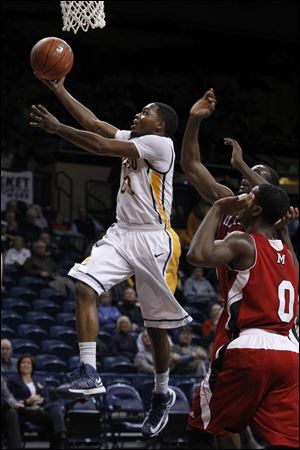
[131, 103, 162, 136]
[238, 166, 269, 195]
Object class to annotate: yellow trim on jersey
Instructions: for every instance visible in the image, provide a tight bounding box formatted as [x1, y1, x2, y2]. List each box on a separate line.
[165, 227, 181, 294]
[151, 171, 170, 226]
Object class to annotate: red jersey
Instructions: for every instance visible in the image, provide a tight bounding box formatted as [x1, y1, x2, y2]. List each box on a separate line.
[213, 215, 244, 355]
[213, 215, 298, 356]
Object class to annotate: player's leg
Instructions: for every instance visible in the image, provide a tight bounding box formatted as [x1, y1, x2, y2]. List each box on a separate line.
[56, 228, 134, 398]
[141, 326, 176, 438]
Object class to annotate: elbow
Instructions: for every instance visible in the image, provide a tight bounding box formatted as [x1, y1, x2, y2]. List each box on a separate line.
[186, 249, 204, 266]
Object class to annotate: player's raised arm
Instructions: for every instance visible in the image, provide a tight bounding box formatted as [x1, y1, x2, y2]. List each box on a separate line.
[29, 104, 138, 158]
[180, 89, 233, 204]
[38, 76, 118, 138]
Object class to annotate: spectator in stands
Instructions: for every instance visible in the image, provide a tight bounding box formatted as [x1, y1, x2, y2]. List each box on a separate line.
[18, 208, 41, 245]
[117, 287, 144, 331]
[183, 267, 217, 308]
[32, 205, 49, 230]
[1, 375, 23, 449]
[1, 339, 17, 373]
[23, 240, 75, 297]
[2, 199, 23, 225]
[201, 302, 223, 338]
[177, 202, 206, 247]
[73, 207, 98, 242]
[96, 291, 121, 332]
[170, 326, 208, 375]
[134, 329, 154, 374]
[3, 211, 19, 236]
[39, 231, 63, 261]
[51, 213, 76, 236]
[111, 316, 138, 362]
[4, 235, 31, 267]
[1, 220, 13, 253]
[7, 354, 67, 449]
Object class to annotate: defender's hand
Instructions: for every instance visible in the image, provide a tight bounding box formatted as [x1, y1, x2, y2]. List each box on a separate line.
[190, 88, 216, 119]
[214, 193, 254, 217]
[224, 137, 244, 169]
[30, 104, 60, 133]
[274, 206, 299, 230]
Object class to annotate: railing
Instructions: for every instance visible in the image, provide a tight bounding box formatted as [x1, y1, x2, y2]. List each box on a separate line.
[54, 171, 73, 222]
[33, 171, 52, 207]
[85, 180, 117, 227]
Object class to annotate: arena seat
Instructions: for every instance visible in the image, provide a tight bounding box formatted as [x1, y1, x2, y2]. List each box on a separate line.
[17, 324, 48, 344]
[32, 299, 61, 317]
[18, 276, 48, 291]
[36, 354, 67, 373]
[2, 310, 24, 328]
[2, 298, 31, 316]
[41, 339, 74, 360]
[26, 311, 55, 329]
[102, 356, 131, 372]
[49, 325, 78, 347]
[11, 338, 40, 356]
[56, 313, 76, 328]
[9, 287, 38, 301]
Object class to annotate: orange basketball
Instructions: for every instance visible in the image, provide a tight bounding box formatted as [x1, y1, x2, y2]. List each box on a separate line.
[30, 37, 74, 81]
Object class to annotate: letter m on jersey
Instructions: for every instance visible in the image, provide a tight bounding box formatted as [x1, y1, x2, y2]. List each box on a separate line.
[277, 253, 285, 264]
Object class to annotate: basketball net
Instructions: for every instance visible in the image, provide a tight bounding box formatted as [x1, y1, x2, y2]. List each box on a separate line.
[60, 1, 106, 34]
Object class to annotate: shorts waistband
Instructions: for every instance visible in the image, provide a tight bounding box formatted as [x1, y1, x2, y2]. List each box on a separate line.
[240, 328, 285, 337]
[117, 221, 167, 231]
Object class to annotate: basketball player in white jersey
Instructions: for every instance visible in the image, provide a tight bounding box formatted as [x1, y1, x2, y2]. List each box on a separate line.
[30, 77, 192, 438]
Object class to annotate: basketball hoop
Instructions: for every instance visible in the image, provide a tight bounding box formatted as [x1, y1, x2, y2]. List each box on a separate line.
[60, 1, 106, 34]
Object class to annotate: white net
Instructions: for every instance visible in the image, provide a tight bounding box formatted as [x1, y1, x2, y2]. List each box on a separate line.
[60, 1, 106, 34]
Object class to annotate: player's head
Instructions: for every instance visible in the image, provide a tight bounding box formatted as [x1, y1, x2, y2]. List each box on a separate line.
[238, 164, 279, 195]
[131, 102, 178, 138]
[239, 183, 290, 228]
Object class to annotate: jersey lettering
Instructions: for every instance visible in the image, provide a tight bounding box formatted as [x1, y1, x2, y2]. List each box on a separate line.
[277, 280, 295, 323]
[277, 253, 286, 264]
[122, 158, 137, 170]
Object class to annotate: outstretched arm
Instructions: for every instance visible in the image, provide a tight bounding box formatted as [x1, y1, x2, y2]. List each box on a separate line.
[38, 77, 118, 137]
[274, 207, 299, 279]
[30, 104, 138, 158]
[187, 194, 255, 269]
[180, 89, 233, 204]
[224, 137, 269, 187]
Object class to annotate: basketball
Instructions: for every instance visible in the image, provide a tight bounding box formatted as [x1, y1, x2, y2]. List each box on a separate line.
[30, 37, 74, 81]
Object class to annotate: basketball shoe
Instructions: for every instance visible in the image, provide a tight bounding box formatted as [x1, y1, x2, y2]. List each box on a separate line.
[142, 388, 176, 438]
[56, 363, 106, 399]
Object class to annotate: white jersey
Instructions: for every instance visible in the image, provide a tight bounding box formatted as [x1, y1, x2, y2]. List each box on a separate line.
[115, 130, 175, 226]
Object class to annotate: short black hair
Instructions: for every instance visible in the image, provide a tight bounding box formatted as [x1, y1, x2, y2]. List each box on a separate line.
[255, 184, 290, 226]
[17, 353, 36, 375]
[154, 102, 178, 138]
[253, 164, 279, 186]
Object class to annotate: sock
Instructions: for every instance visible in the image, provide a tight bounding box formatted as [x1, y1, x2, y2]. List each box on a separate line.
[79, 342, 97, 370]
[154, 369, 169, 394]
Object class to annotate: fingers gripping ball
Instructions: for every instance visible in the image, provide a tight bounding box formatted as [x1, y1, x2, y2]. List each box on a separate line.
[30, 37, 74, 81]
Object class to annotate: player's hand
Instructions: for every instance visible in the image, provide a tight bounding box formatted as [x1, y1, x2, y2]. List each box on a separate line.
[190, 88, 216, 119]
[30, 105, 60, 134]
[274, 206, 299, 230]
[35, 74, 66, 93]
[224, 138, 244, 169]
[213, 193, 255, 216]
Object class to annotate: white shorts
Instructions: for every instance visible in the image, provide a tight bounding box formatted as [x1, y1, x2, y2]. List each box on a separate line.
[68, 222, 192, 329]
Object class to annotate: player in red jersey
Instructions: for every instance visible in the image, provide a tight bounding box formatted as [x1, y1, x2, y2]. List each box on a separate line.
[181, 89, 299, 357]
[186, 184, 298, 449]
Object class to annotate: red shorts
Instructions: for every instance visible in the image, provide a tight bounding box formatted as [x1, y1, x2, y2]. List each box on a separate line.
[189, 329, 299, 448]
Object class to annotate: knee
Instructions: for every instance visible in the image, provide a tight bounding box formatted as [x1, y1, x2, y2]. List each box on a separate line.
[75, 281, 96, 302]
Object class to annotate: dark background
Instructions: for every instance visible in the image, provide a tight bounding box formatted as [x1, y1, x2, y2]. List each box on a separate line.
[1, 1, 299, 203]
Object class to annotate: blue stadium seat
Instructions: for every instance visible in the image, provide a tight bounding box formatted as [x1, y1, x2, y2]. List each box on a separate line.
[63, 301, 76, 313]
[26, 311, 55, 328]
[41, 339, 74, 359]
[49, 325, 78, 347]
[102, 356, 131, 372]
[2, 311, 24, 328]
[35, 354, 67, 373]
[17, 324, 48, 344]
[109, 362, 137, 374]
[191, 382, 201, 400]
[2, 298, 31, 316]
[40, 288, 67, 303]
[98, 330, 112, 346]
[56, 313, 76, 328]
[18, 276, 48, 291]
[11, 338, 40, 356]
[138, 380, 154, 410]
[2, 275, 14, 290]
[9, 287, 38, 301]
[32, 299, 61, 317]
[107, 383, 144, 413]
[175, 380, 194, 404]
[168, 386, 190, 413]
[1, 324, 15, 339]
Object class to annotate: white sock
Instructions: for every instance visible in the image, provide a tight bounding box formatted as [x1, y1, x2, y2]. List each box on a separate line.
[79, 342, 97, 370]
[154, 370, 169, 394]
